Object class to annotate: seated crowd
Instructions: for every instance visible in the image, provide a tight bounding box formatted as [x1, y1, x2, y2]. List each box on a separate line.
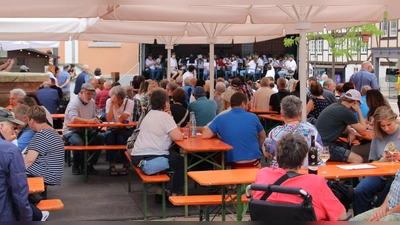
[2, 56, 400, 221]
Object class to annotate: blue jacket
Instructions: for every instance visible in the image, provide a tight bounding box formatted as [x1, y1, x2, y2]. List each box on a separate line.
[0, 137, 32, 221]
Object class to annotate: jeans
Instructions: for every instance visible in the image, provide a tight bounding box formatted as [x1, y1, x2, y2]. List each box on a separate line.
[203, 69, 217, 80]
[255, 70, 262, 81]
[225, 70, 236, 80]
[239, 70, 255, 79]
[149, 69, 156, 80]
[131, 154, 184, 195]
[154, 69, 162, 80]
[105, 129, 134, 164]
[353, 176, 390, 216]
[278, 69, 288, 78]
[64, 129, 105, 166]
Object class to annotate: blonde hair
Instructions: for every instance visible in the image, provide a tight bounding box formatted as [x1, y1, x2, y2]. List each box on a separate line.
[47, 65, 55, 74]
[373, 106, 398, 140]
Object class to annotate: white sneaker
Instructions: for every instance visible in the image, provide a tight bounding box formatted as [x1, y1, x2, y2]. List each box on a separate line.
[41, 211, 50, 221]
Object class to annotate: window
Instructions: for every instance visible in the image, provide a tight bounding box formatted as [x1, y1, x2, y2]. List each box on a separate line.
[317, 40, 323, 54]
[309, 40, 315, 54]
[390, 20, 398, 37]
[382, 20, 388, 37]
[354, 67, 359, 73]
[360, 42, 368, 54]
[328, 47, 332, 54]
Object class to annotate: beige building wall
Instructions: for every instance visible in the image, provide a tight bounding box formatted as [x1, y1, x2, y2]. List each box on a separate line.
[57, 41, 139, 76]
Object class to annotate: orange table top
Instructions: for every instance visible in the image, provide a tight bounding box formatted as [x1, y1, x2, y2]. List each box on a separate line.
[188, 163, 400, 186]
[174, 136, 233, 153]
[249, 108, 278, 114]
[188, 168, 259, 186]
[51, 114, 65, 119]
[66, 121, 137, 128]
[28, 177, 44, 194]
[257, 114, 285, 122]
[299, 162, 400, 179]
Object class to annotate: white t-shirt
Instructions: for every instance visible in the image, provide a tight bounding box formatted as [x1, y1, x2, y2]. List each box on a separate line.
[265, 69, 275, 79]
[231, 60, 238, 72]
[105, 98, 134, 122]
[155, 58, 163, 69]
[256, 58, 264, 71]
[146, 59, 155, 70]
[131, 110, 177, 156]
[247, 60, 257, 72]
[286, 60, 297, 71]
[170, 58, 177, 69]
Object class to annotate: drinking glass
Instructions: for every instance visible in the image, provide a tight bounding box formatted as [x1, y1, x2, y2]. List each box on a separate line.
[320, 146, 330, 174]
[385, 142, 398, 163]
[95, 108, 102, 120]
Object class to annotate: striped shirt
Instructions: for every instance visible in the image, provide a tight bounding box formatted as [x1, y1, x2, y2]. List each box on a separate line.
[388, 169, 400, 214]
[26, 129, 64, 185]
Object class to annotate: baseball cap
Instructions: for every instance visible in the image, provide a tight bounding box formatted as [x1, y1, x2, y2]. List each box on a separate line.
[345, 89, 363, 103]
[94, 68, 102, 76]
[193, 86, 206, 97]
[81, 83, 96, 91]
[221, 89, 236, 102]
[172, 52, 176, 55]
[20, 65, 29, 71]
[0, 107, 24, 125]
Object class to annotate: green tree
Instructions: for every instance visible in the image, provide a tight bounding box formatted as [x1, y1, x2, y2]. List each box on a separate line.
[284, 24, 383, 79]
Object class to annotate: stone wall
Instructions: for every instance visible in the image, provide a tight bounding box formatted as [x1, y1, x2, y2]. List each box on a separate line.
[0, 72, 49, 108]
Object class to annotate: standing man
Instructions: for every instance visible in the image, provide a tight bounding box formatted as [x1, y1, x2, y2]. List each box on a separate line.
[0, 107, 34, 221]
[203, 92, 266, 167]
[58, 64, 71, 102]
[74, 65, 90, 95]
[188, 86, 217, 126]
[62, 83, 105, 175]
[349, 61, 379, 91]
[254, 52, 264, 81]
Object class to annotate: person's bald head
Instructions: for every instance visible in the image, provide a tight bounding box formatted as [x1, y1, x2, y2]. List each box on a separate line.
[321, 74, 328, 81]
[361, 61, 373, 72]
[103, 81, 112, 89]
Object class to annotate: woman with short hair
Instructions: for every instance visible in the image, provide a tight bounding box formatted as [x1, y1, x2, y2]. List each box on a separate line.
[255, 133, 347, 221]
[105, 86, 135, 176]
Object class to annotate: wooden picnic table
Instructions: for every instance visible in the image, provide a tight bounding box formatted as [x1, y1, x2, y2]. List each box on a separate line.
[174, 134, 233, 218]
[66, 121, 137, 182]
[249, 108, 278, 114]
[188, 162, 400, 221]
[257, 114, 284, 122]
[28, 177, 45, 194]
[51, 114, 65, 119]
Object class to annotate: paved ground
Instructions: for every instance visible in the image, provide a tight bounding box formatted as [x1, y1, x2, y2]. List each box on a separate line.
[45, 91, 398, 221]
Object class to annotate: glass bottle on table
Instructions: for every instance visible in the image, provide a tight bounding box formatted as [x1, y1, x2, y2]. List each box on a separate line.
[189, 112, 197, 138]
[308, 135, 318, 175]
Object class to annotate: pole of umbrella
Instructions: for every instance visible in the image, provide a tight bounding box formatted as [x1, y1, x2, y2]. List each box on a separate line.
[208, 37, 217, 100]
[165, 45, 173, 81]
[295, 21, 311, 122]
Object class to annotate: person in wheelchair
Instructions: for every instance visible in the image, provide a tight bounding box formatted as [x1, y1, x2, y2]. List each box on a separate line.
[253, 133, 347, 221]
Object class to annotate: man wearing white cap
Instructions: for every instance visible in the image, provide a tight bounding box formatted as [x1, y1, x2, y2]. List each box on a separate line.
[315, 89, 367, 163]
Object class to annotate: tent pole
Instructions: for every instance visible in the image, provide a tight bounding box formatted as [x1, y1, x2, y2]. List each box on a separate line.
[165, 45, 173, 81]
[208, 37, 217, 100]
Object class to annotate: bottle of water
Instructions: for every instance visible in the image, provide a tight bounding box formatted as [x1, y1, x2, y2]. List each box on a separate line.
[189, 112, 197, 138]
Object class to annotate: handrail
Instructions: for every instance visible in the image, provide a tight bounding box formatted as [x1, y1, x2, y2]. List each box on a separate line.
[118, 62, 139, 82]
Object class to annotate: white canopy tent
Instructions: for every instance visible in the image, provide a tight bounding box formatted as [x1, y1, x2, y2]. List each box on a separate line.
[1, 1, 399, 121]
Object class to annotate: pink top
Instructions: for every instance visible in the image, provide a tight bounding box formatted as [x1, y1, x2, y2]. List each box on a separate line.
[253, 167, 344, 221]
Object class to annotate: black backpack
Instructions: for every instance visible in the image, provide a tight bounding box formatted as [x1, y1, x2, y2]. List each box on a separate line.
[330, 181, 354, 212]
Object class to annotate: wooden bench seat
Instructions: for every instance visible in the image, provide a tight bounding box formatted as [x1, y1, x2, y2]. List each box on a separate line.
[124, 151, 170, 220]
[36, 199, 64, 211]
[64, 145, 126, 151]
[169, 194, 248, 221]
